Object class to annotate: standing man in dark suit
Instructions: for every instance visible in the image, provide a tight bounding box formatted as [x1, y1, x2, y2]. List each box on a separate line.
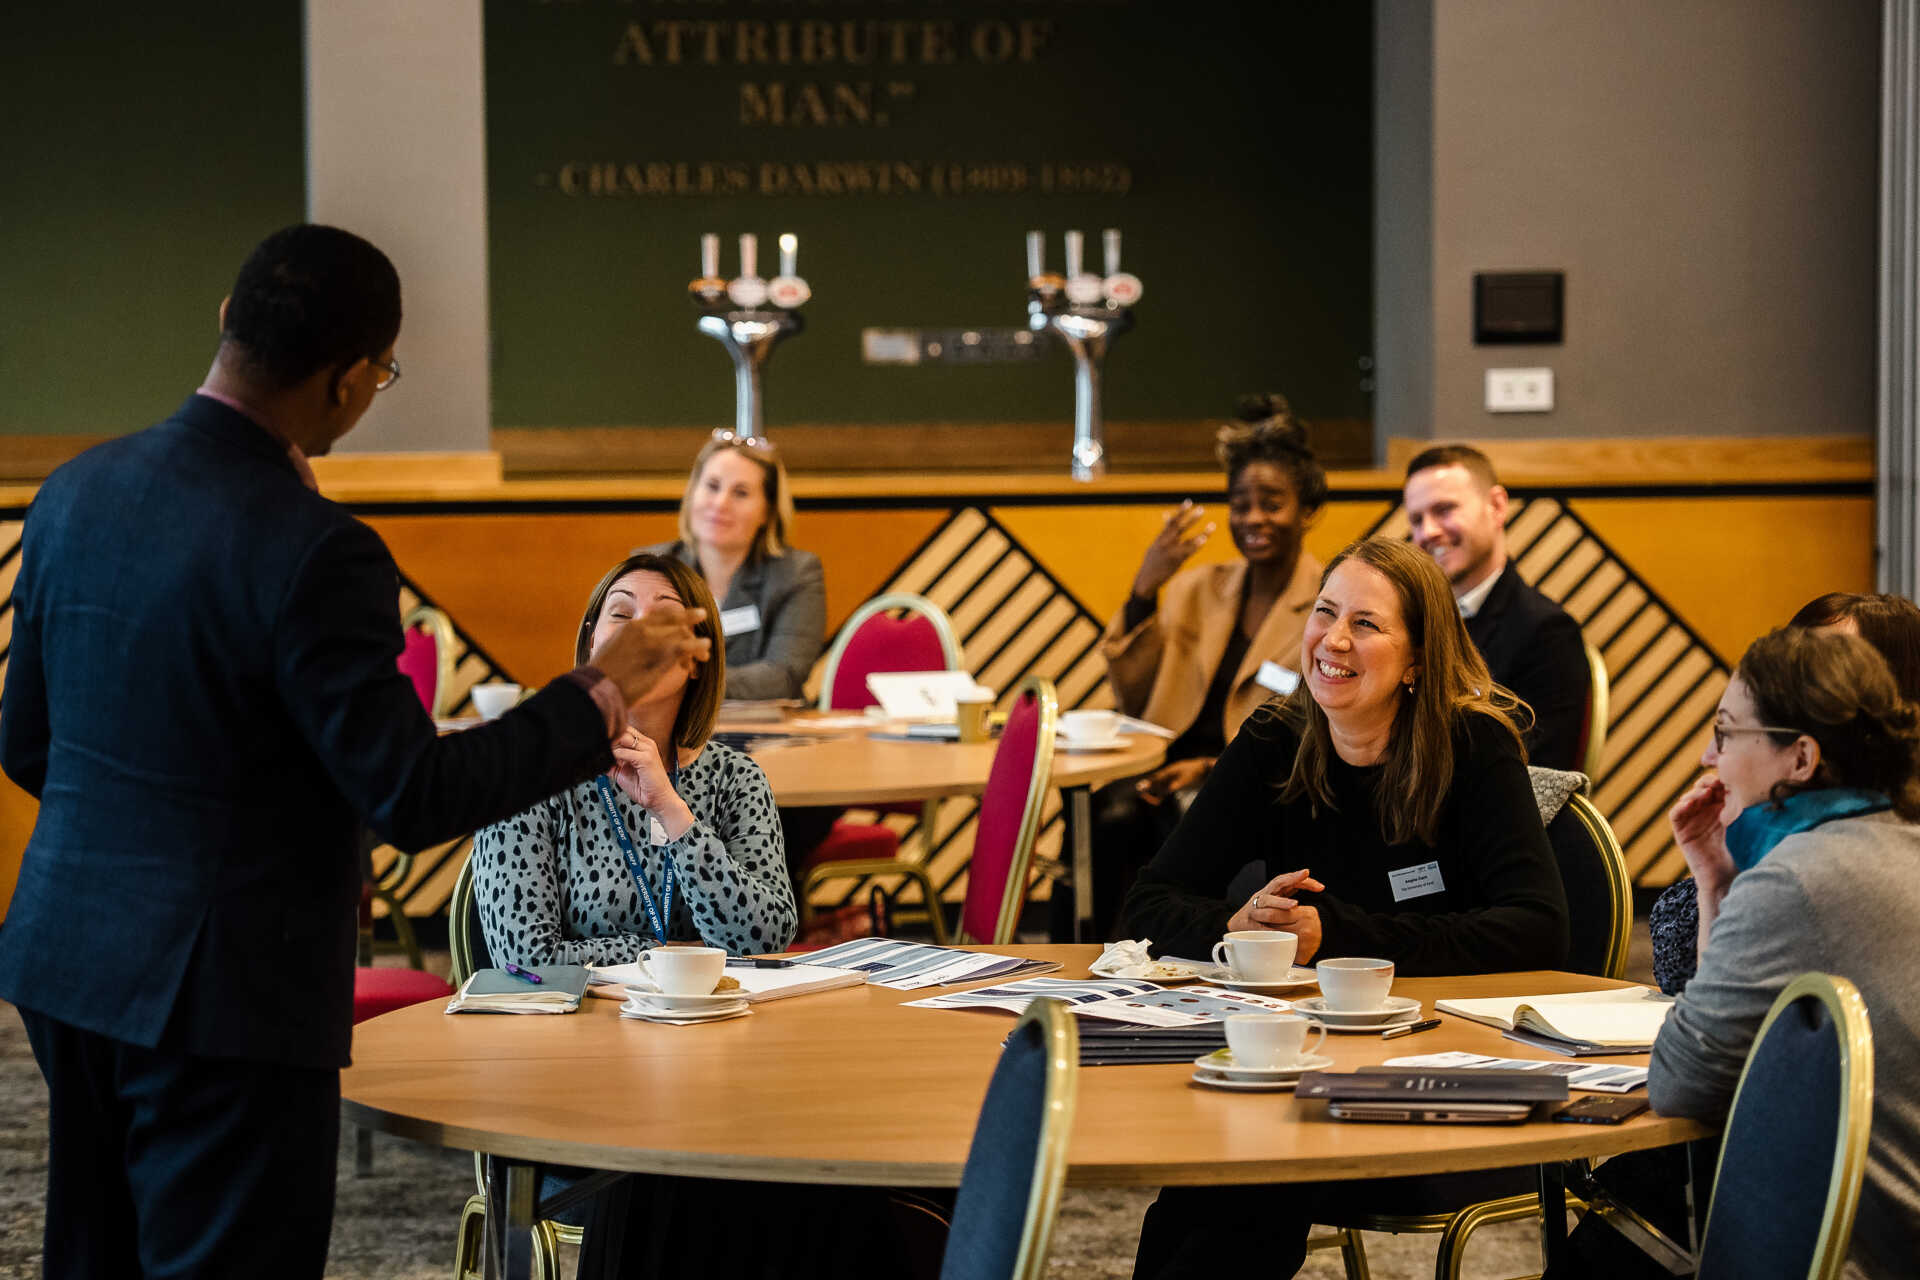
[1404, 444, 1590, 770]
[0, 225, 709, 1278]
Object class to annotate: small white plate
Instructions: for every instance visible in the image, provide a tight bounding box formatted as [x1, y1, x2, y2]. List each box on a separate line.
[623, 989, 749, 1011]
[1212, 968, 1319, 993]
[1054, 734, 1128, 752]
[620, 1003, 751, 1025]
[1193, 1049, 1334, 1081]
[1189, 1069, 1304, 1093]
[1293, 996, 1423, 1031]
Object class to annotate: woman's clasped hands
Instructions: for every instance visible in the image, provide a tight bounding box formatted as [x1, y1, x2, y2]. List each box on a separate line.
[1227, 867, 1327, 962]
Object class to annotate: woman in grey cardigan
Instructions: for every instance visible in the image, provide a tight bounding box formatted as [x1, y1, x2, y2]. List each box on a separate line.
[641, 433, 824, 701]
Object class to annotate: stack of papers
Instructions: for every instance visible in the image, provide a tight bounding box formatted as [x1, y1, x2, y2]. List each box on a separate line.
[1435, 986, 1674, 1053]
[1387, 1049, 1649, 1094]
[588, 961, 864, 1003]
[905, 977, 1296, 1026]
[445, 965, 590, 1015]
[800, 938, 1060, 989]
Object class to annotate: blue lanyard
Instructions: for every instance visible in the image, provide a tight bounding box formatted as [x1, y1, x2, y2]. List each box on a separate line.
[594, 758, 680, 941]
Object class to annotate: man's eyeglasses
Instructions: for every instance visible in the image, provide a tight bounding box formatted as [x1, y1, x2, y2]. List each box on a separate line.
[371, 356, 401, 392]
[1711, 722, 1800, 753]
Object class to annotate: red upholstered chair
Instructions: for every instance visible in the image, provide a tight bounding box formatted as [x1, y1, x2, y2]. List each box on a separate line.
[801, 593, 964, 943]
[955, 676, 1057, 946]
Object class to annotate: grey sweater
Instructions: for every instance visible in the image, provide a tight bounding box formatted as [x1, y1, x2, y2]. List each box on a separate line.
[1648, 811, 1920, 1277]
[642, 540, 826, 701]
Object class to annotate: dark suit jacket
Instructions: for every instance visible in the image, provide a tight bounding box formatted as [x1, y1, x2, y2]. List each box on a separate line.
[645, 540, 825, 701]
[0, 396, 614, 1070]
[1465, 561, 1589, 771]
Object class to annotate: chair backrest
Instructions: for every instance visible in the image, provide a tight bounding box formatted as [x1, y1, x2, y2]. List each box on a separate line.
[939, 998, 1079, 1280]
[1576, 641, 1610, 778]
[448, 853, 493, 985]
[1698, 973, 1874, 1280]
[398, 603, 458, 719]
[817, 592, 963, 711]
[1544, 792, 1633, 980]
[957, 676, 1058, 946]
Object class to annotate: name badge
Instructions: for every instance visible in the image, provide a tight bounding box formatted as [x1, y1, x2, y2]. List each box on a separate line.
[649, 815, 670, 846]
[1255, 660, 1300, 696]
[719, 605, 761, 637]
[1388, 861, 1445, 902]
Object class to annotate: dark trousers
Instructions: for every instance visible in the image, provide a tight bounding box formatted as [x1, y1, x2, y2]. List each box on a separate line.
[19, 1007, 339, 1279]
[1051, 778, 1184, 943]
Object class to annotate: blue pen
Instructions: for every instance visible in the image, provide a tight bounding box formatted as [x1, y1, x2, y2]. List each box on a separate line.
[503, 963, 543, 985]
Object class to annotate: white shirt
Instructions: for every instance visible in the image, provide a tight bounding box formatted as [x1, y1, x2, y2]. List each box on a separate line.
[1455, 565, 1501, 619]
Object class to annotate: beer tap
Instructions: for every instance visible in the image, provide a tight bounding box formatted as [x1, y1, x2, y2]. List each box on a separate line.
[691, 231, 808, 441]
[1026, 227, 1144, 480]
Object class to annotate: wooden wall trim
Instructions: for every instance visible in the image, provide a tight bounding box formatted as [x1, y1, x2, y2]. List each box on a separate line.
[1384, 434, 1873, 485]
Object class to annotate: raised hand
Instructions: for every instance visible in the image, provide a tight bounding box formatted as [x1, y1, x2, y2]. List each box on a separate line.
[609, 728, 695, 840]
[1130, 501, 1213, 601]
[590, 601, 710, 706]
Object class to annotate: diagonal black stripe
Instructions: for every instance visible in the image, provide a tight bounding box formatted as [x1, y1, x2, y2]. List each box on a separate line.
[1603, 680, 1720, 840]
[916, 521, 1000, 603]
[1580, 576, 1641, 641]
[1605, 617, 1687, 693]
[953, 548, 1025, 647]
[0, 539, 20, 576]
[1608, 634, 1716, 731]
[1543, 500, 1732, 670]
[1597, 597, 1657, 659]
[1556, 556, 1617, 623]
[971, 588, 1058, 679]
[1521, 514, 1590, 589]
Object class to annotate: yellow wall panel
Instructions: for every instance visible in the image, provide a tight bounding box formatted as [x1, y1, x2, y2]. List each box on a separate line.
[1576, 497, 1874, 662]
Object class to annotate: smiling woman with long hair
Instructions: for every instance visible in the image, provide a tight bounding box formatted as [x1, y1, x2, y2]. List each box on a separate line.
[1122, 536, 1569, 1279]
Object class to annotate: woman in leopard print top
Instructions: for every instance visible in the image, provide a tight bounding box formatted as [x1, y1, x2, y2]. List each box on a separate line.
[474, 553, 797, 966]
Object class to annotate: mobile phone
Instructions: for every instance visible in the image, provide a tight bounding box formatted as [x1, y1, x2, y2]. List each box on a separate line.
[1552, 1095, 1650, 1125]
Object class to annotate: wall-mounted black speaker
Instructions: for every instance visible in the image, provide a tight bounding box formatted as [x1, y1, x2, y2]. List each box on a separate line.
[1474, 271, 1563, 345]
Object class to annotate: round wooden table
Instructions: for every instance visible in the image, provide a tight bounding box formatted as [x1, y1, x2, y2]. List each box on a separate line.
[343, 947, 1708, 1276]
[720, 715, 1167, 939]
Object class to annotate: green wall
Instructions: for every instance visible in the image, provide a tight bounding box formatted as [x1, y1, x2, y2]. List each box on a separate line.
[0, 5, 305, 435]
[485, 0, 1373, 429]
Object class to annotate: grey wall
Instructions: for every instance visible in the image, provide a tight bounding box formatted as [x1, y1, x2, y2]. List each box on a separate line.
[1375, 0, 1435, 455]
[1378, 0, 1881, 444]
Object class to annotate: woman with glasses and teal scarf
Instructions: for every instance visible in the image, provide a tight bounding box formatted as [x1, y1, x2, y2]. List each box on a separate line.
[1649, 591, 1920, 994]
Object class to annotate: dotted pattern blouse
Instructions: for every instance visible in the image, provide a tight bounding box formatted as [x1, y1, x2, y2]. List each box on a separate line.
[473, 740, 797, 966]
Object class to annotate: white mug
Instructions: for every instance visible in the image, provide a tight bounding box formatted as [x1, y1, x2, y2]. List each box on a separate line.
[1225, 1013, 1326, 1069]
[1211, 930, 1299, 982]
[1059, 709, 1121, 742]
[1315, 957, 1396, 1012]
[470, 682, 522, 720]
[636, 945, 725, 996]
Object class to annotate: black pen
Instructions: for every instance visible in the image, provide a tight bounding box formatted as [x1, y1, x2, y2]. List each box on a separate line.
[1381, 1017, 1442, 1040]
[725, 956, 796, 969]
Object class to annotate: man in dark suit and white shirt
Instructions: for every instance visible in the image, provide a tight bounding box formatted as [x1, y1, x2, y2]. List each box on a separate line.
[1403, 444, 1590, 770]
[0, 225, 709, 1278]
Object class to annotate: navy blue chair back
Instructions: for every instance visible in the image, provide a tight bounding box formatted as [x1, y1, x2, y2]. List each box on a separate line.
[449, 855, 493, 985]
[1697, 973, 1874, 1280]
[1545, 793, 1631, 979]
[938, 999, 1078, 1280]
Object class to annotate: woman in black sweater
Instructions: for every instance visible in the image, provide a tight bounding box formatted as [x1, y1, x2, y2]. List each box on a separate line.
[1125, 535, 1569, 1280]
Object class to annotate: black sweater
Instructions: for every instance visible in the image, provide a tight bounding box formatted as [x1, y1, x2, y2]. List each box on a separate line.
[1123, 707, 1569, 974]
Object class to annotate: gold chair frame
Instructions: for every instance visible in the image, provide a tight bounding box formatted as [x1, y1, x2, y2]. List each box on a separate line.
[1000, 997, 1081, 1280]
[1698, 971, 1874, 1280]
[954, 675, 1058, 947]
[1580, 641, 1610, 779]
[1310, 792, 1633, 1277]
[804, 591, 966, 944]
[448, 854, 581, 1279]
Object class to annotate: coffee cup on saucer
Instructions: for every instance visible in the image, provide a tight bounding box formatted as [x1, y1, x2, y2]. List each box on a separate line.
[636, 945, 726, 996]
[1224, 1013, 1326, 1069]
[1314, 957, 1396, 1012]
[1058, 709, 1121, 745]
[1210, 930, 1299, 983]
[470, 681, 522, 720]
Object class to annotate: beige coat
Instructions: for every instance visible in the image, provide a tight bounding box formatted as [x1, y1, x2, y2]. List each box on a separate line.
[1100, 553, 1323, 747]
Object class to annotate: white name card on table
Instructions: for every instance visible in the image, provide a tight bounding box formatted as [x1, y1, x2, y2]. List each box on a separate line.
[865, 671, 989, 722]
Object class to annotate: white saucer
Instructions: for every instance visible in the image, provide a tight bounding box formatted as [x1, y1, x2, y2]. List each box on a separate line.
[1213, 968, 1319, 993]
[1055, 734, 1128, 752]
[623, 989, 749, 1011]
[621, 1005, 751, 1025]
[1189, 1069, 1304, 1093]
[1293, 996, 1422, 1031]
[1192, 1049, 1334, 1081]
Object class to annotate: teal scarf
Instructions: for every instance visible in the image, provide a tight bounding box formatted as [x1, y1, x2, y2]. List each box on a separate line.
[1724, 788, 1889, 872]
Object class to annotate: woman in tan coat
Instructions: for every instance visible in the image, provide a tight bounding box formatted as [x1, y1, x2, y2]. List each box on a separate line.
[1065, 394, 1326, 940]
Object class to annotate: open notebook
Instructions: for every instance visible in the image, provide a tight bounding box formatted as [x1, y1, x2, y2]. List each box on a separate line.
[1434, 986, 1674, 1051]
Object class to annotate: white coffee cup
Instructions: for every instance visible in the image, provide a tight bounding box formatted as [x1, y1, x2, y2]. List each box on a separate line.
[1059, 709, 1121, 742]
[470, 682, 522, 720]
[1224, 1013, 1326, 1069]
[1210, 930, 1299, 982]
[636, 945, 726, 996]
[1315, 957, 1396, 1012]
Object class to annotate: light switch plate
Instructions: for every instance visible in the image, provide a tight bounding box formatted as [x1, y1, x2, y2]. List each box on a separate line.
[1485, 367, 1554, 413]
